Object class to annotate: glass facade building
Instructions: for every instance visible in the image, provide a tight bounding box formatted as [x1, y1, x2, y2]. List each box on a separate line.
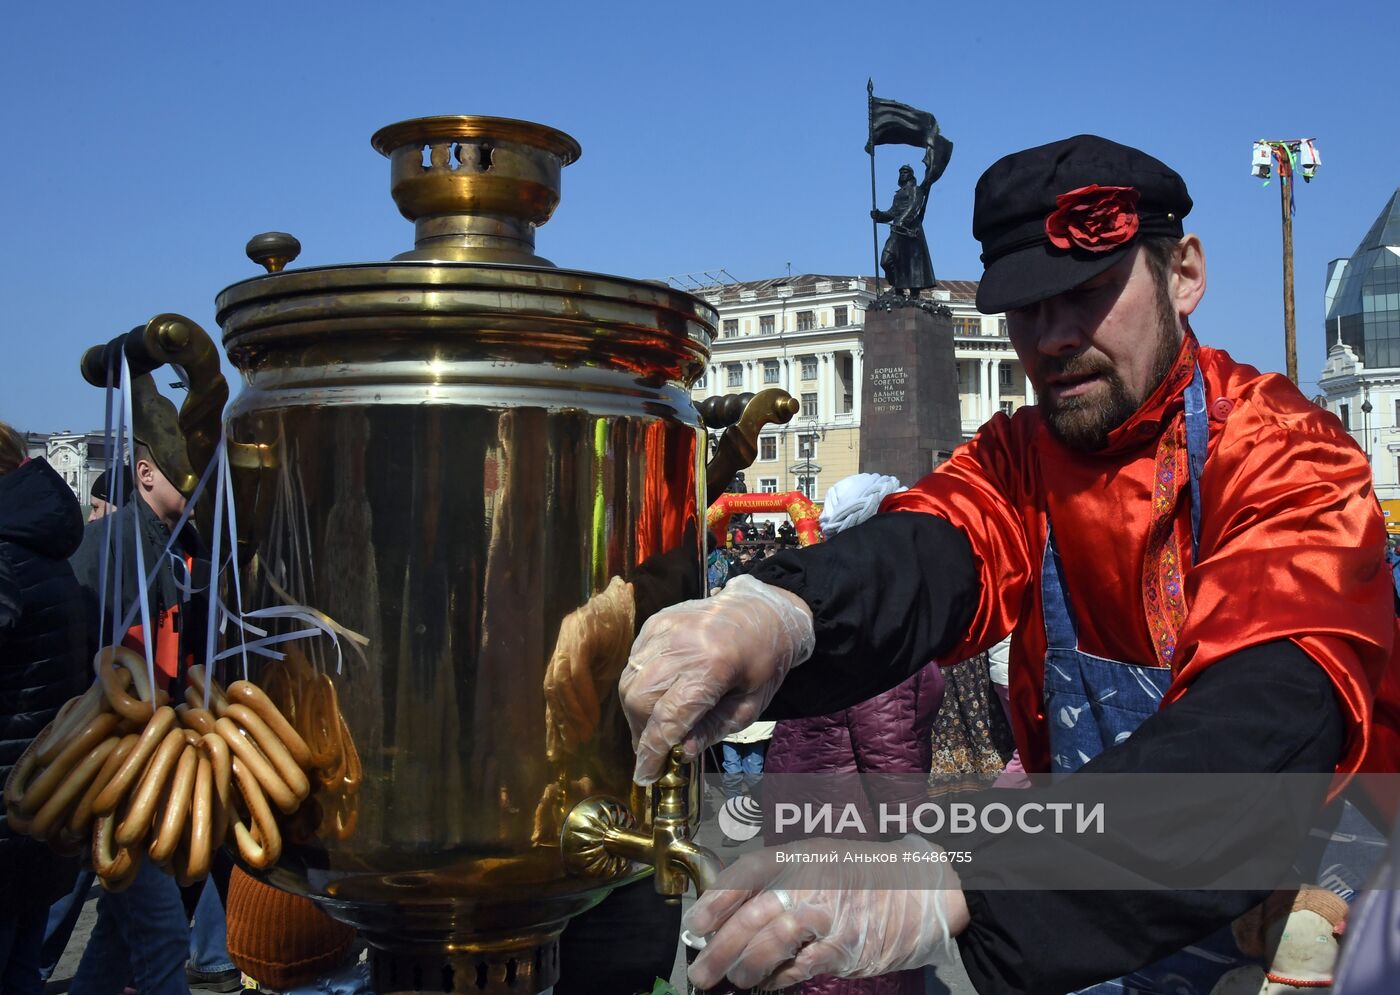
[1325, 188, 1400, 367]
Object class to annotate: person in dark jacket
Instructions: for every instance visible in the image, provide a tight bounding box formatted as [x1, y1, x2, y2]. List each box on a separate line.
[762, 475, 947, 995]
[66, 438, 206, 995]
[0, 421, 86, 995]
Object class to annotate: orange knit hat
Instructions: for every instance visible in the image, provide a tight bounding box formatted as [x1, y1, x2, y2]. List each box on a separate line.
[225, 865, 357, 989]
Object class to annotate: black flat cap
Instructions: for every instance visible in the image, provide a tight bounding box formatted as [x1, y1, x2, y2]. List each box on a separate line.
[973, 135, 1192, 313]
[90, 465, 133, 504]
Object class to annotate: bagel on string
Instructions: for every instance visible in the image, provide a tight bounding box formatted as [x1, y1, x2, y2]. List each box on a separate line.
[180, 751, 214, 882]
[115, 726, 186, 848]
[225, 703, 310, 803]
[230, 757, 282, 869]
[28, 736, 119, 840]
[93, 808, 141, 892]
[198, 732, 233, 850]
[18, 712, 120, 818]
[227, 681, 314, 770]
[69, 733, 139, 836]
[149, 743, 198, 863]
[93, 705, 177, 818]
[35, 681, 104, 765]
[215, 716, 299, 814]
[98, 645, 168, 722]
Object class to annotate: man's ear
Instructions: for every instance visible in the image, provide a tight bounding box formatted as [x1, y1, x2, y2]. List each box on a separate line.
[1172, 234, 1206, 318]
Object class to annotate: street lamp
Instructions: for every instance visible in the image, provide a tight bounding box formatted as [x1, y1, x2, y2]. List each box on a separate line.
[1362, 392, 1373, 464]
[794, 418, 824, 500]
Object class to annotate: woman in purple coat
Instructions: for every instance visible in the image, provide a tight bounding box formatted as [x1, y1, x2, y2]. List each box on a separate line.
[761, 474, 947, 995]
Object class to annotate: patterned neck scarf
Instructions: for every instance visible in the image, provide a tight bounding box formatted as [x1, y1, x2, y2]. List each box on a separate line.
[1138, 334, 1202, 669]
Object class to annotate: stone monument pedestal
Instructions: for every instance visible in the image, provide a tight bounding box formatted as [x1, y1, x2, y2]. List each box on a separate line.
[859, 304, 962, 485]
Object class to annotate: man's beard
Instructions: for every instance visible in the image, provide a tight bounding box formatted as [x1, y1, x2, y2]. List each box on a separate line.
[1039, 296, 1182, 452]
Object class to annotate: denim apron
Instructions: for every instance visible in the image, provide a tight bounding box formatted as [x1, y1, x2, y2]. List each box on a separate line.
[1041, 366, 1383, 993]
[1042, 363, 1209, 777]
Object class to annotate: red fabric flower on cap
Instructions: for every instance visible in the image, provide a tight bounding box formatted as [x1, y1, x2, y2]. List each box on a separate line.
[1044, 184, 1141, 253]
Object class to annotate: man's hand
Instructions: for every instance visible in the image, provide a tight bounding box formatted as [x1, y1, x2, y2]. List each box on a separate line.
[619, 575, 815, 785]
[685, 837, 969, 990]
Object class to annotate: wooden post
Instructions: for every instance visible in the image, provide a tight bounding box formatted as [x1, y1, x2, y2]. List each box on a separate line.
[1279, 163, 1298, 384]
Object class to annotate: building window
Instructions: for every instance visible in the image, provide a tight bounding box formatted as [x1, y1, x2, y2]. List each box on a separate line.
[999, 400, 1015, 417]
[797, 433, 818, 459]
[800, 356, 818, 381]
[1340, 403, 1351, 430]
[759, 436, 777, 461]
[1394, 398, 1400, 426]
[998, 318, 1008, 337]
[694, 372, 707, 390]
[796, 310, 815, 331]
[797, 474, 819, 500]
[726, 364, 743, 388]
[763, 360, 780, 384]
[834, 305, 848, 327]
[722, 319, 739, 338]
[842, 392, 853, 414]
[759, 476, 779, 493]
[999, 364, 1013, 388]
[954, 316, 981, 336]
[760, 314, 775, 335]
[801, 393, 818, 419]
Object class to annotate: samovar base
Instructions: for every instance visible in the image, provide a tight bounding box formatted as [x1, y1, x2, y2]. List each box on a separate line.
[369, 937, 560, 995]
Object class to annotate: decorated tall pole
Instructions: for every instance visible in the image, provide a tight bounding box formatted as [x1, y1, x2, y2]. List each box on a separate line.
[1280, 167, 1297, 384]
[1252, 138, 1319, 385]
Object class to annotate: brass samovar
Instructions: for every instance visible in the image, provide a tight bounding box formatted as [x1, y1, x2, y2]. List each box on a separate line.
[79, 116, 798, 994]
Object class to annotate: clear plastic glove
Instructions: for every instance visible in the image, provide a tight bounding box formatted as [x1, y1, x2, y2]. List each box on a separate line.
[685, 836, 967, 991]
[619, 574, 815, 785]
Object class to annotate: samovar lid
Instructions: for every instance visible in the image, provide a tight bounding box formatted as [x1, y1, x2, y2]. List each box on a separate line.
[216, 115, 715, 380]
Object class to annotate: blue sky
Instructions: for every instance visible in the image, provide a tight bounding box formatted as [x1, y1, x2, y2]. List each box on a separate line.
[3, 0, 1397, 431]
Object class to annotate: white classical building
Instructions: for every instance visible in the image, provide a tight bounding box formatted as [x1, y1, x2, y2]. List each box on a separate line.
[23, 430, 112, 501]
[688, 274, 1029, 499]
[1316, 337, 1400, 506]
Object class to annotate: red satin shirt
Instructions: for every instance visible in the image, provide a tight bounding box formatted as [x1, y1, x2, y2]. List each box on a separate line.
[883, 333, 1400, 778]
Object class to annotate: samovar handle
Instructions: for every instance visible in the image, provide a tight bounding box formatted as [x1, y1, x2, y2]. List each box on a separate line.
[562, 745, 722, 902]
[80, 314, 229, 498]
[79, 314, 271, 542]
[701, 388, 801, 507]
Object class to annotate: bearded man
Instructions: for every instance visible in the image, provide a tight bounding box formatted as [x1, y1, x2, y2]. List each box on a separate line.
[621, 136, 1400, 994]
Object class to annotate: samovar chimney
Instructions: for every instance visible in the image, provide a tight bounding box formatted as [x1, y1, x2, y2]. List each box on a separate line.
[370, 115, 582, 265]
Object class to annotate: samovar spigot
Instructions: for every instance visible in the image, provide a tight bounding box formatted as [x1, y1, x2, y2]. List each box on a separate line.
[562, 746, 722, 902]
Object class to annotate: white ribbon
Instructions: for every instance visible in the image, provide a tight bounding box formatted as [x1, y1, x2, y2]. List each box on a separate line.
[95, 350, 118, 671]
[121, 357, 158, 701]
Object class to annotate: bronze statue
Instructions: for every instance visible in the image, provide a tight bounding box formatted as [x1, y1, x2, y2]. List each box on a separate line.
[866, 84, 953, 302]
[871, 144, 940, 296]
